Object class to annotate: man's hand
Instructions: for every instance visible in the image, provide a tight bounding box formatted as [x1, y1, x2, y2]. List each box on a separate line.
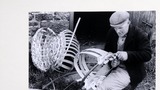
[111, 59, 120, 68]
[116, 51, 128, 61]
[98, 52, 114, 65]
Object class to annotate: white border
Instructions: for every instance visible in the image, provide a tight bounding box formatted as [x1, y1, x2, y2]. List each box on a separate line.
[0, 0, 159, 90]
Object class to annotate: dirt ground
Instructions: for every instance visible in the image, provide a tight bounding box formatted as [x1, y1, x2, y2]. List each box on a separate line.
[29, 39, 155, 90]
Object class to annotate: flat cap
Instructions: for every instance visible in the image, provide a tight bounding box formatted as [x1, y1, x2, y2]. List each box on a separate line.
[109, 11, 130, 27]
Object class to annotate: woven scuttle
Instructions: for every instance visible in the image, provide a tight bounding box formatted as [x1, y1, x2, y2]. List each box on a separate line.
[31, 28, 80, 72]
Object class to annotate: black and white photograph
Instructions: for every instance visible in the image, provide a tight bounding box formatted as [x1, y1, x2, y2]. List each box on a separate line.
[29, 11, 156, 90]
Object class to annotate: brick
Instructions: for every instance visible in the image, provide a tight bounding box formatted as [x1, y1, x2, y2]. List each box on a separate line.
[53, 15, 61, 20]
[54, 12, 70, 21]
[29, 26, 39, 34]
[29, 21, 39, 26]
[35, 14, 44, 21]
[29, 13, 34, 21]
[29, 29, 34, 37]
[35, 13, 54, 21]
[40, 21, 52, 28]
[49, 21, 69, 34]
[43, 14, 54, 20]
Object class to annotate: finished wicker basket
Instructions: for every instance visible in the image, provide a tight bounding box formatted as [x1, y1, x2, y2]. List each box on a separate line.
[31, 28, 80, 72]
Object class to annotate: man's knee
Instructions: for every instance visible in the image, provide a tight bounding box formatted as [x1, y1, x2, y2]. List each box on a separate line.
[98, 68, 130, 90]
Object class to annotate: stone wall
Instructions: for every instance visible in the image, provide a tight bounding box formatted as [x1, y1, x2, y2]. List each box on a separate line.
[29, 12, 70, 44]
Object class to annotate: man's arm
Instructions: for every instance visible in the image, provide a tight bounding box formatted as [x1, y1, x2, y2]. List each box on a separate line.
[125, 30, 152, 63]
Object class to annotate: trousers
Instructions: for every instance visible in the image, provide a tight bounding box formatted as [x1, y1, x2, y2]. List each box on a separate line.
[96, 65, 130, 90]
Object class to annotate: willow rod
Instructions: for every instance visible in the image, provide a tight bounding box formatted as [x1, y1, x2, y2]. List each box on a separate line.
[64, 17, 81, 56]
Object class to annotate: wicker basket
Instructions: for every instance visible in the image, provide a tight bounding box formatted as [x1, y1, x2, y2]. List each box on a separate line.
[31, 28, 80, 72]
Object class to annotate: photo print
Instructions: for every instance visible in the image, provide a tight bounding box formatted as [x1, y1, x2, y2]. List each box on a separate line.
[29, 11, 155, 90]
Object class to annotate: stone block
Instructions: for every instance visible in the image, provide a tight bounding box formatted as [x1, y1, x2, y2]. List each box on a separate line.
[49, 20, 69, 34]
[40, 21, 52, 28]
[43, 14, 54, 20]
[29, 13, 34, 21]
[29, 21, 39, 26]
[35, 14, 44, 21]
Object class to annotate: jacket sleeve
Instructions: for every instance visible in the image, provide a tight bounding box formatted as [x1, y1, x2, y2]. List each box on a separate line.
[126, 30, 152, 63]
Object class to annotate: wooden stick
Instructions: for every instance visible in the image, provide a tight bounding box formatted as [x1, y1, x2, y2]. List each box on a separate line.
[64, 17, 81, 56]
[42, 71, 77, 89]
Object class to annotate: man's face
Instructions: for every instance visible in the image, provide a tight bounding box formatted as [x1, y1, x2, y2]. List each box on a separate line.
[112, 20, 130, 37]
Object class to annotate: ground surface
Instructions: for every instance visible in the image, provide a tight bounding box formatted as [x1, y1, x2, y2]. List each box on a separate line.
[29, 40, 155, 90]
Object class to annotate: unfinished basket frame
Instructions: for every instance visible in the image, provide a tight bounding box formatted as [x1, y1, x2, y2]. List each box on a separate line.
[31, 27, 80, 72]
[74, 48, 109, 78]
[74, 48, 110, 90]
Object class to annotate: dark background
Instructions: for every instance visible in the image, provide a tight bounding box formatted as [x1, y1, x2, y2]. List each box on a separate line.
[74, 12, 114, 42]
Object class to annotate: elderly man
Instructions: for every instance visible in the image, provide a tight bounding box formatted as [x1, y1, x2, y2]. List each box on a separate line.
[94, 11, 152, 90]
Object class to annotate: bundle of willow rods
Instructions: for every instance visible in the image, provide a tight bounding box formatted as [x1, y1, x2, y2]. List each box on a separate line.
[31, 28, 80, 72]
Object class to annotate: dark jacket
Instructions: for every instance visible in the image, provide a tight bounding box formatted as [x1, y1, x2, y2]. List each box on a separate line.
[104, 24, 151, 87]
